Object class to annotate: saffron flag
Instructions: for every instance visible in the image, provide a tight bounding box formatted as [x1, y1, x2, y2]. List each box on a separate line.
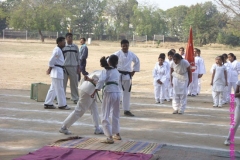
[185, 27, 196, 72]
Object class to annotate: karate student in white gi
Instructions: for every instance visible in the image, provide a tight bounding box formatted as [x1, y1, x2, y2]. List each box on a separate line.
[224, 81, 240, 145]
[114, 39, 140, 117]
[91, 55, 121, 144]
[153, 55, 167, 104]
[171, 54, 191, 114]
[179, 47, 185, 59]
[196, 49, 206, 95]
[59, 70, 104, 135]
[228, 53, 240, 96]
[188, 48, 205, 96]
[156, 53, 170, 102]
[210, 56, 228, 108]
[44, 37, 70, 110]
[222, 53, 231, 104]
[62, 33, 80, 104]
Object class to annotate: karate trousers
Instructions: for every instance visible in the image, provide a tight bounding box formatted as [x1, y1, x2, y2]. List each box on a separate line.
[102, 92, 121, 137]
[62, 90, 100, 130]
[188, 73, 198, 95]
[45, 78, 66, 107]
[120, 79, 131, 111]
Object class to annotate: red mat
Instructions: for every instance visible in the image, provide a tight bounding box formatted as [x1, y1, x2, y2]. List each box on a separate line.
[14, 146, 153, 160]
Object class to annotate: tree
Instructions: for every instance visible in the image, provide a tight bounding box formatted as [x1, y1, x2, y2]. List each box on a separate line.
[165, 5, 189, 41]
[104, 0, 138, 40]
[132, 5, 167, 38]
[183, 2, 224, 46]
[61, 0, 106, 39]
[8, 0, 67, 42]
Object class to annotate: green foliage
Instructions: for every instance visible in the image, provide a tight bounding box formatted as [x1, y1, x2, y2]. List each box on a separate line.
[132, 5, 167, 38]
[165, 5, 189, 41]
[217, 31, 240, 46]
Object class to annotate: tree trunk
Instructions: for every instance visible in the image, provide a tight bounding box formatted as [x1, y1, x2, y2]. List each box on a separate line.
[38, 29, 44, 42]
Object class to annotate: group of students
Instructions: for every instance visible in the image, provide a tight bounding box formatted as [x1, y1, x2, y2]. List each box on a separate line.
[45, 37, 140, 143]
[211, 53, 240, 108]
[153, 47, 206, 114]
[45, 36, 240, 145]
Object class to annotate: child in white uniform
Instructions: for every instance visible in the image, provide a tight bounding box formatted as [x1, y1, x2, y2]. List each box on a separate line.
[165, 51, 175, 100]
[224, 80, 240, 145]
[153, 55, 167, 104]
[228, 53, 240, 95]
[171, 54, 191, 114]
[210, 56, 228, 108]
[44, 37, 70, 110]
[59, 70, 104, 135]
[222, 53, 231, 104]
[92, 55, 121, 144]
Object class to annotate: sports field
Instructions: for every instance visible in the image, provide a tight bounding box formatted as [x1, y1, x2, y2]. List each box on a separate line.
[0, 40, 240, 159]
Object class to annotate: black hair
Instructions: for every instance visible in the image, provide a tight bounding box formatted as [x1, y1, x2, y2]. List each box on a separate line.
[228, 53, 237, 60]
[108, 55, 118, 68]
[100, 56, 109, 69]
[217, 55, 225, 64]
[121, 39, 129, 45]
[170, 49, 176, 53]
[222, 53, 228, 60]
[173, 53, 183, 60]
[65, 33, 73, 37]
[179, 47, 184, 52]
[168, 50, 175, 56]
[56, 37, 65, 44]
[159, 53, 165, 60]
[80, 38, 86, 41]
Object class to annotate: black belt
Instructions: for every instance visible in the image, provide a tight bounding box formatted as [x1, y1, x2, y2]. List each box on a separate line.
[118, 70, 132, 92]
[55, 65, 64, 69]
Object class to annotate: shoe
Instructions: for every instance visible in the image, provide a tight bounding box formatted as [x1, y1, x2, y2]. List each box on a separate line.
[73, 100, 78, 104]
[191, 94, 196, 97]
[224, 139, 231, 146]
[94, 128, 104, 135]
[124, 111, 135, 117]
[113, 135, 122, 140]
[59, 128, 72, 135]
[101, 138, 114, 144]
[44, 104, 56, 109]
[187, 94, 191, 96]
[155, 101, 160, 104]
[178, 110, 184, 114]
[58, 105, 71, 110]
[173, 110, 178, 114]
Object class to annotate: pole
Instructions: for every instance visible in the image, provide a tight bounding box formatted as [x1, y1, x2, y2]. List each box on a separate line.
[3, 29, 4, 40]
[26, 30, 28, 40]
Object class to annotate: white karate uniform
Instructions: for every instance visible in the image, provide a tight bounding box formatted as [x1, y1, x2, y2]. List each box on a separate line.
[114, 50, 140, 111]
[188, 56, 202, 96]
[197, 57, 206, 94]
[226, 81, 240, 141]
[228, 60, 240, 94]
[95, 68, 121, 137]
[45, 47, 66, 107]
[153, 63, 167, 103]
[62, 71, 102, 130]
[223, 62, 231, 103]
[171, 59, 190, 112]
[212, 65, 226, 106]
[165, 59, 173, 99]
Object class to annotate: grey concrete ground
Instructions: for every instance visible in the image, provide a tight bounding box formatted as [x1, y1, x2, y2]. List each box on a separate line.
[0, 89, 240, 160]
